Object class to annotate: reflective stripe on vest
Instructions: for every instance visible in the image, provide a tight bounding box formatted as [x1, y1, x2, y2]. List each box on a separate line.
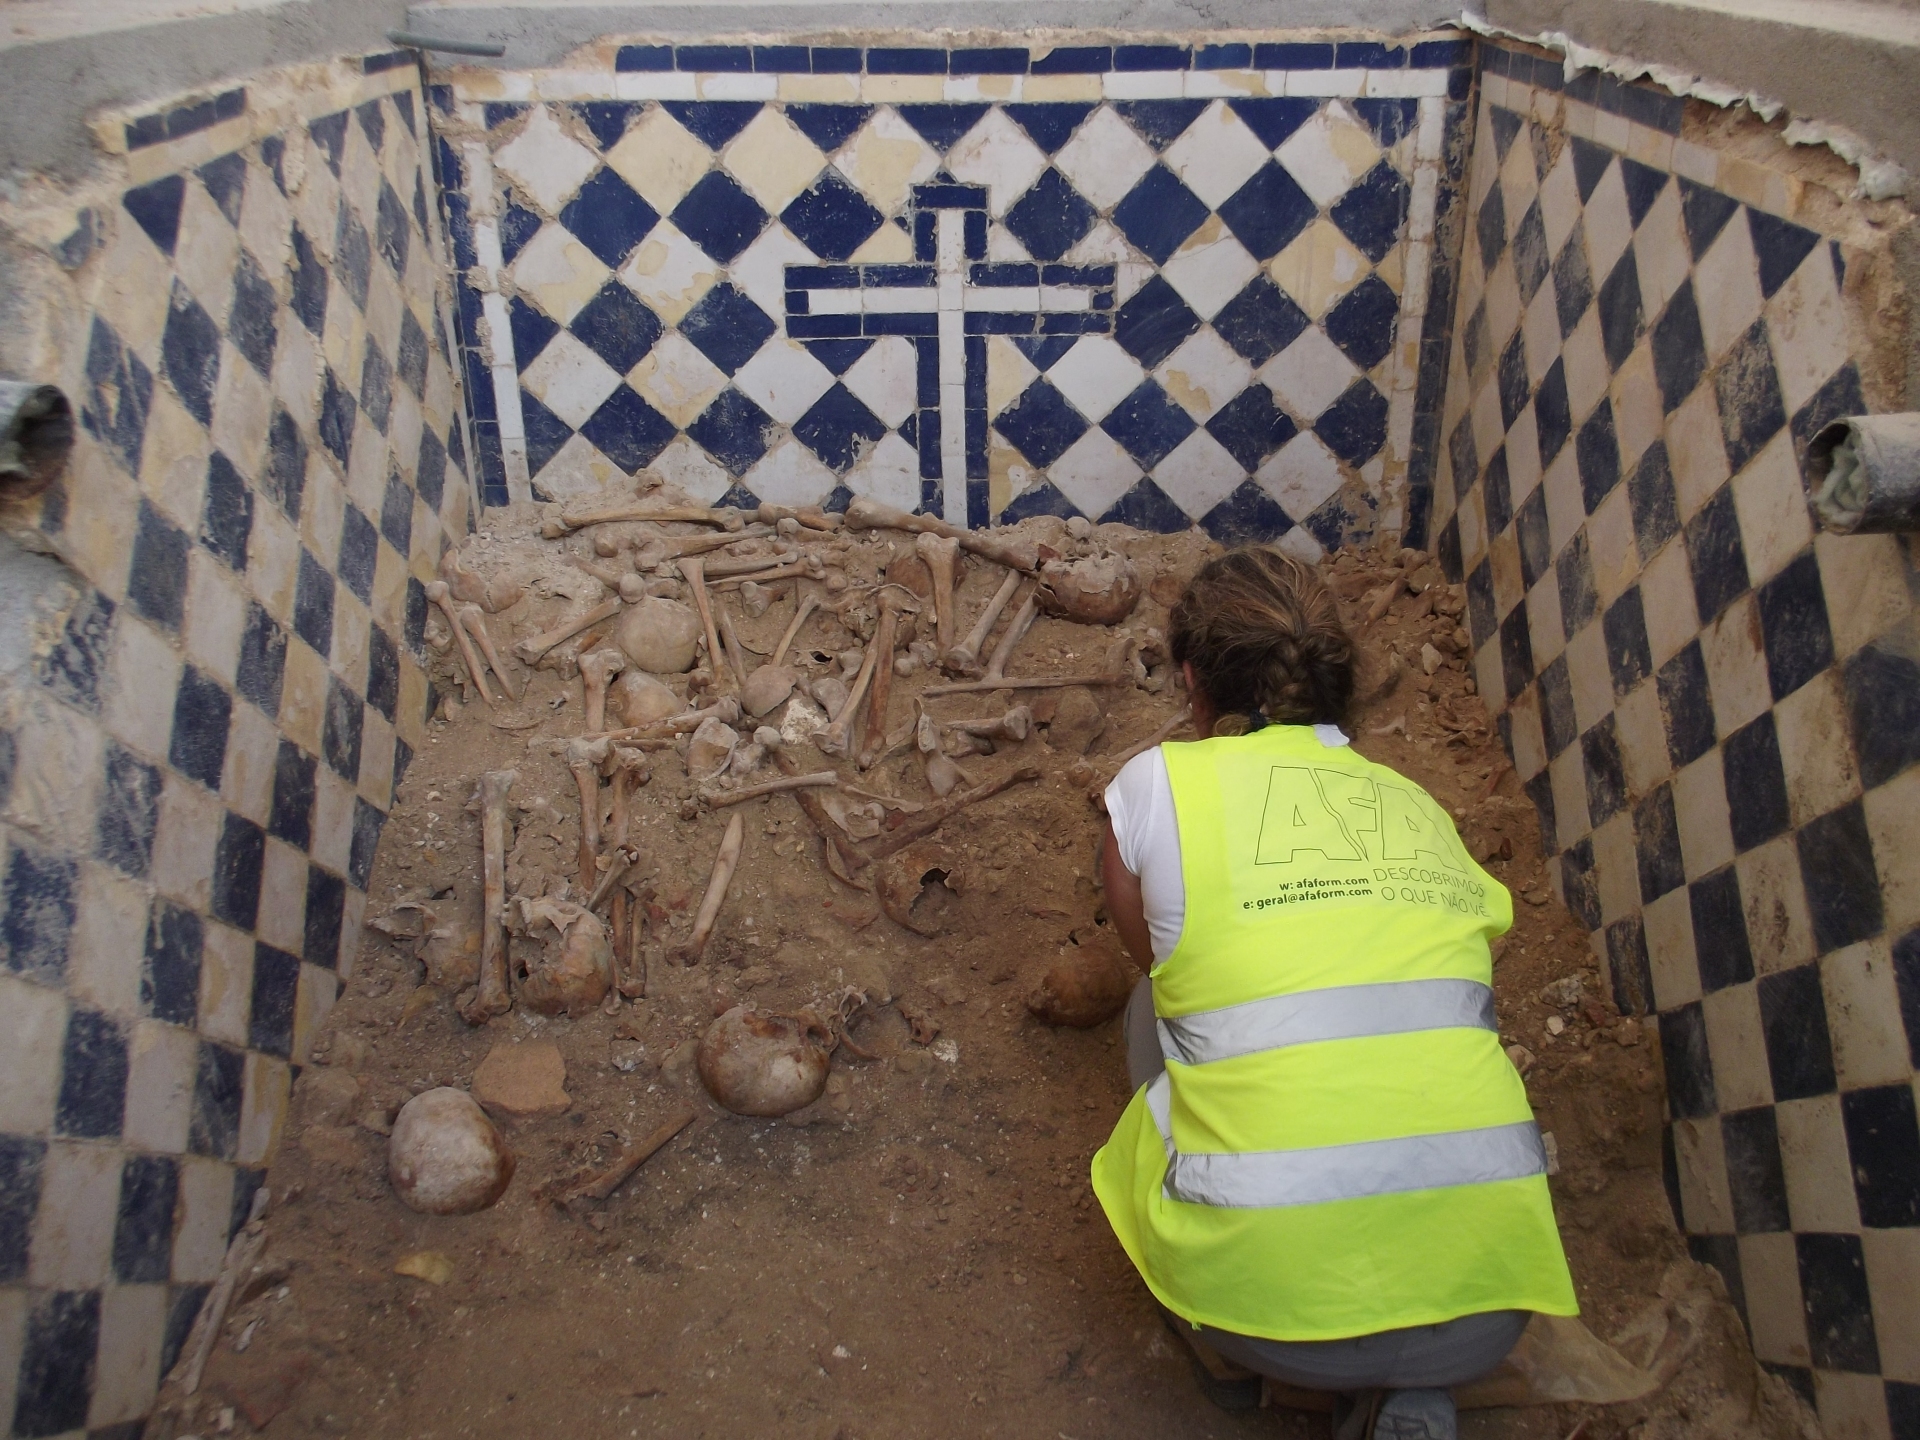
[1141, 1072, 1546, 1209]
[1155, 978, 1497, 1067]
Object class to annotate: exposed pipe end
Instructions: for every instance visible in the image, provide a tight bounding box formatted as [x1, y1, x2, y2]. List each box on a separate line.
[0, 382, 72, 502]
[386, 30, 508, 58]
[1807, 414, 1920, 534]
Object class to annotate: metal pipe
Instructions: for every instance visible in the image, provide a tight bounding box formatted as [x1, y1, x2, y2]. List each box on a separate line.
[1806, 414, 1920, 534]
[0, 383, 72, 501]
[385, 30, 508, 57]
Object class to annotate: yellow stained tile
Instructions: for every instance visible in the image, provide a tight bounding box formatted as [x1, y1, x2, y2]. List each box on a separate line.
[604, 107, 713, 212]
[722, 110, 827, 213]
[1266, 219, 1370, 319]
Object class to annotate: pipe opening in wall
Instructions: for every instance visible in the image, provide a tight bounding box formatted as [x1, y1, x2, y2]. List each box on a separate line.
[1807, 414, 1920, 534]
[0, 382, 73, 502]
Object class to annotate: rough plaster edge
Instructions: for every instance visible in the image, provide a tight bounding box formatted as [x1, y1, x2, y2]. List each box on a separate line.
[1456, 10, 1912, 201]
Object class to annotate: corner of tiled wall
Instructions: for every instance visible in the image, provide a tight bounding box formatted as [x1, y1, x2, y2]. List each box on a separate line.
[0, 49, 477, 1437]
[1430, 36, 1920, 1439]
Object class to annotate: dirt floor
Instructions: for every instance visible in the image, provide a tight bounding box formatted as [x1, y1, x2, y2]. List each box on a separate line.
[157, 504, 1820, 1439]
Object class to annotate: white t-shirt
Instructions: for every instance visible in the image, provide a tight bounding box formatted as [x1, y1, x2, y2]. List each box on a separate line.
[1104, 725, 1353, 967]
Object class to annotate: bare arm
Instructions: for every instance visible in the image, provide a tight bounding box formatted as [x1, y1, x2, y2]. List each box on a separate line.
[1101, 815, 1155, 973]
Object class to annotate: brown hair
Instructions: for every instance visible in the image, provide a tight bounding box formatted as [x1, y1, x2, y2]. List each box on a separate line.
[1169, 547, 1355, 733]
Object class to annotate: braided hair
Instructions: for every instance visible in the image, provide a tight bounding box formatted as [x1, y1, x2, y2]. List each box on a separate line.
[1169, 547, 1355, 735]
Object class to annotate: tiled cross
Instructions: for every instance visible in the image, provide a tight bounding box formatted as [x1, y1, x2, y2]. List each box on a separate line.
[786, 182, 1115, 524]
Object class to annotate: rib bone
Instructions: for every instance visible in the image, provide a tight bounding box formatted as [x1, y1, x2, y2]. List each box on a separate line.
[700, 770, 837, 809]
[459, 769, 517, 1024]
[945, 568, 1022, 676]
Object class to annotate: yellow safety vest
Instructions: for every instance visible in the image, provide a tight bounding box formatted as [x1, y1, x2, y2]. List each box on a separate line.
[1092, 725, 1577, 1342]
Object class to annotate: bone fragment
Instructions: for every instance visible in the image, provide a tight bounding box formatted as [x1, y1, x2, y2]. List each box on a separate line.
[565, 739, 609, 893]
[945, 568, 1022, 676]
[169, 1185, 269, 1395]
[514, 596, 623, 667]
[925, 752, 970, 797]
[701, 770, 838, 809]
[841, 496, 1037, 572]
[677, 557, 735, 692]
[578, 649, 626, 734]
[681, 813, 744, 965]
[542, 1108, 696, 1208]
[772, 592, 822, 666]
[455, 602, 519, 701]
[858, 765, 1041, 863]
[915, 533, 961, 656]
[858, 589, 909, 769]
[944, 705, 1032, 743]
[426, 581, 495, 705]
[542, 503, 747, 539]
[459, 770, 517, 1025]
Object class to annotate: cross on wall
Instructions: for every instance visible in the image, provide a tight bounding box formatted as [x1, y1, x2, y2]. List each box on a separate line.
[786, 182, 1116, 525]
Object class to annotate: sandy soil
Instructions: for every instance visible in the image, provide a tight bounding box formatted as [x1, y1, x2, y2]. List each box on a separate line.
[155, 508, 1819, 1440]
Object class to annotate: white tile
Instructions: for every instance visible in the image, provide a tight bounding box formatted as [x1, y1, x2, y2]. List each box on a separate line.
[1481, 253, 1522, 356]
[1049, 335, 1146, 422]
[1541, 446, 1586, 559]
[1276, 102, 1380, 208]
[1588, 483, 1639, 606]
[1548, 741, 1591, 846]
[1700, 592, 1773, 734]
[493, 104, 600, 216]
[66, 862, 148, 1019]
[1670, 1116, 1733, 1233]
[1104, 70, 1187, 100]
[122, 1018, 199, 1155]
[1284, 69, 1363, 99]
[628, 330, 729, 428]
[1667, 384, 1732, 519]
[650, 434, 735, 505]
[1644, 886, 1701, 1008]
[1261, 326, 1359, 422]
[1496, 123, 1540, 223]
[1153, 427, 1244, 518]
[1693, 213, 1766, 362]
[842, 336, 918, 428]
[30, 1141, 121, 1288]
[173, 180, 240, 326]
[510, 221, 612, 325]
[1777, 1094, 1862, 1233]
[1564, 619, 1614, 734]
[700, 72, 778, 100]
[101, 615, 180, 762]
[1048, 426, 1143, 519]
[1639, 538, 1700, 667]
[1672, 748, 1735, 880]
[1702, 982, 1774, 1110]
[1256, 430, 1346, 520]
[945, 108, 1049, 217]
[1774, 669, 1861, 827]
[1164, 100, 1271, 209]
[613, 70, 699, 101]
[1363, 66, 1449, 98]
[1054, 105, 1157, 213]
[833, 107, 941, 216]
[0, 973, 65, 1135]
[1822, 938, 1912, 1089]
[732, 339, 837, 425]
[720, 108, 827, 213]
[1740, 1231, 1811, 1366]
[1814, 1372, 1893, 1440]
[1528, 568, 1567, 671]
[1561, 309, 1611, 427]
[1155, 328, 1254, 420]
[1537, 151, 1582, 257]
[520, 330, 623, 428]
[1162, 219, 1260, 321]
[171, 1156, 234, 1284]
[1581, 159, 1633, 283]
[1521, 277, 1561, 390]
[842, 431, 922, 513]
[743, 436, 838, 508]
[257, 836, 310, 955]
[605, 105, 712, 211]
[239, 1050, 291, 1163]
[1863, 1229, 1920, 1384]
[615, 219, 721, 324]
[89, 1283, 167, 1428]
[1276, 526, 1326, 563]
[1766, 242, 1853, 414]
[1632, 181, 1691, 318]
[1730, 431, 1813, 586]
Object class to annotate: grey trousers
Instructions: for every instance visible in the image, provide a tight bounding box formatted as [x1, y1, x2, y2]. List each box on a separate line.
[1122, 978, 1528, 1391]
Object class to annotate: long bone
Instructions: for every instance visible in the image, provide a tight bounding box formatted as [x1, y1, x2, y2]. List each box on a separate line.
[514, 596, 623, 667]
[707, 554, 829, 590]
[542, 503, 748, 538]
[454, 601, 519, 701]
[699, 770, 838, 809]
[680, 812, 744, 965]
[922, 593, 1125, 695]
[565, 738, 610, 894]
[756, 502, 842, 531]
[426, 581, 495, 705]
[842, 496, 1037, 572]
[857, 765, 1042, 863]
[944, 568, 1022, 676]
[459, 769, 517, 1024]
[631, 525, 776, 569]
[578, 648, 626, 734]
[858, 589, 911, 769]
[677, 557, 735, 692]
[700, 548, 811, 580]
[915, 533, 961, 657]
[580, 696, 742, 744]
[943, 705, 1031, 744]
[771, 593, 822, 667]
[815, 603, 890, 759]
[715, 604, 751, 691]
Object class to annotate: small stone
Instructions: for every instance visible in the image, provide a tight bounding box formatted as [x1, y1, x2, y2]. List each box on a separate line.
[1546, 1014, 1566, 1036]
[1612, 1018, 1641, 1047]
[1538, 975, 1584, 1007]
[1420, 642, 1443, 675]
[472, 1039, 571, 1119]
[297, 1068, 364, 1127]
[1047, 687, 1106, 756]
[1505, 1043, 1536, 1076]
[609, 1039, 651, 1073]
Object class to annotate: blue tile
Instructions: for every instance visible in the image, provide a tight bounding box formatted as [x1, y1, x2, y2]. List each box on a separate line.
[1030, 46, 1110, 74]
[752, 45, 810, 73]
[1201, 478, 1294, 544]
[1, 842, 77, 985]
[1207, 384, 1297, 470]
[687, 387, 775, 475]
[1226, 97, 1318, 149]
[359, 341, 392, 436]
[1218, 161, 1318, 262]
[1116, 44, 1191, 70]
[810, 47, 863, 74]
[1324, 275, 1400, 370]
[141, 899, 202, 1026]
[616, 44, 673, 72]
[321, 671, 363, 785]
[679, 283, 775, 374]
[125, 112, 169, 150]
[953, 48, 1028, 74]
[1315, 378, 1388, 464]
[309, 110, 349, 173]
[499, 200, 543, 264]
[671, 170, 768, 264]
[1255, 42, 1333, 68]
[917, 408, 941, 479]
[396, 308, 429, 402]
[234, 603, 285, 717]
[483, 102, 525, 131]
[337, 503, 379, 604]
[519, 389, 574, 479]
[786, 104, 873, 153]
[1410, 37, 1473, 67]
[1747, 207, 1822, 300]
[317, 365, 357, 467]
[365, 623, 400, 722]
[1533, 357, 1571, 466]
[965, 479, 988, 528]
[12, 1292, 101, 1437]
[1575, 399, 1621, 513]
[200, 449, 254, 574]
[1103, 379, 1195, 468]
[999, 479, 1082, 523]
[1113, 275, 1200, 369]
[994, 378, 1088, 465]
[1111, 165, 1209, 265]
[795, 383, 885, 471]
[197, 152, 246, 226]
[782, 170, 884, 260]
[662, 101, 761, 149]
[1195, 43, 1252, 70]
[1112, 100, 1207, 151]
[789, 313, 862, 339]
[249, 942, 300, 1058]
[305, 867, 347, 968]
[1100, 476, 1191, 532]
[80, 318, 154, 478]
[1003, 168, 1097, 262]
[333, 203, 372, 312]
[169, 665, 231, 790]
[569, 282, 662, 372]
[1351, 97, 1420, 148]
[1678, 178, 1740, 260]
[897, 103, 991, 152]
[676, 44, 753, 72]
[128, 497, 189, 632]
[355, 97, 385, 153]
[1597, 249, 1644, 373]
[96, 742, 162, 880]
[580, 387, 676, 472]
[1713, 320, 1787, 474]
[868, 48, 946, 74]
[1336, 41, 1404, 67]
[160, 281, 220, 427]
[1568, 135, 1612, 202]
[915, 181, 989, 210]
[559, 167, 658, 267]
[1209, 279, 1306, 370]
[1328, 160, 1409, 263]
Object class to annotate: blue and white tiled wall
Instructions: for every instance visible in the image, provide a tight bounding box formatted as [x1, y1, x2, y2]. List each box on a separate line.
[1430, 39, 1920, 1440]
[434, 36, 1472, 555]
[0, 53, 474, 1437]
